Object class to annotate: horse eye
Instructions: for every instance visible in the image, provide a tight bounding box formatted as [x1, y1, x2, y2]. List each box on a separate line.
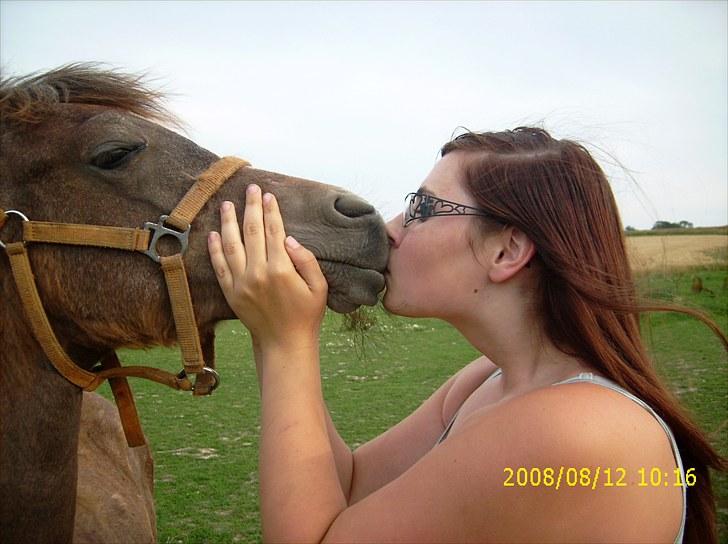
[90, 142, 146, 170]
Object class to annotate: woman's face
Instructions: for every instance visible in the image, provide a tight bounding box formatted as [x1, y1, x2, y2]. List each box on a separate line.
[383, 152, 495, 320]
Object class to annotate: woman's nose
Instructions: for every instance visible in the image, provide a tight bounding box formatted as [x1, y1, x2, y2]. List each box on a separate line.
[385, 213, 403, 248]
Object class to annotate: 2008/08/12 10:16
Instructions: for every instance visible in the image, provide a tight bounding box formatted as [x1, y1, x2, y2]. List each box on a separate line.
[503, 466, 697, 490]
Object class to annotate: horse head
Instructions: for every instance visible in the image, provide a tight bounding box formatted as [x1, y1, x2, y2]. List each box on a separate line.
[0, 63, 389, 542]
[0, 63, 388, 362]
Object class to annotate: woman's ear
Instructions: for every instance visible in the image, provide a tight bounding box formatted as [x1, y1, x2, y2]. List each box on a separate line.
[487, 227, 536, 283]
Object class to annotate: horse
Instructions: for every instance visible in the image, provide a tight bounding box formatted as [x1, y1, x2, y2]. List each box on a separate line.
[0, 63, 389, 543]
[74, 392, 156, 544]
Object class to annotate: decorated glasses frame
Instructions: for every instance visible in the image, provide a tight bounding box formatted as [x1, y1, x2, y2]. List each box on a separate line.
[403, 192, 492, 227]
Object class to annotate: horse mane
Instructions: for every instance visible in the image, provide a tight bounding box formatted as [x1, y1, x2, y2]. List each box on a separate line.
[0, 62, 179, 126]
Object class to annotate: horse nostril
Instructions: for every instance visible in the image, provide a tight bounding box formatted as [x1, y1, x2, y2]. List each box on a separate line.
[334, 194, 375, 219]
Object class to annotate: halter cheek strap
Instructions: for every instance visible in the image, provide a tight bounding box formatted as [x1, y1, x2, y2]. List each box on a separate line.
[1, 156, 249, 445]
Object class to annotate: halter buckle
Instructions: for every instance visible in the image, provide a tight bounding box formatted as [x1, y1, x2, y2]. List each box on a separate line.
[177, 367, 220, 394]
[143, 215, 190, 262]
[0, 210, 30, 249]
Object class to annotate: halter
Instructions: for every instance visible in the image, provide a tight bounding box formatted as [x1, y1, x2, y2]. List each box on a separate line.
[1, 156, 249, 445]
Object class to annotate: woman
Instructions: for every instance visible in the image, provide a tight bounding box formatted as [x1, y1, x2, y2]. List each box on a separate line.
[208, 127, 726, 543]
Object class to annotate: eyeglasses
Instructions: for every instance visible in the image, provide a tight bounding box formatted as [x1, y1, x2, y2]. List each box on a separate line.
[403, 192, 492, 227]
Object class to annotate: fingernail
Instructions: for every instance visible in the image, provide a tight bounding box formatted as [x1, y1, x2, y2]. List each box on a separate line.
[263, 193, 273, 205]
[222, 201, 232, 212]
[247, 184, 260, 195]
[285, 236, 300, 249]
[208, 231, 217, 243]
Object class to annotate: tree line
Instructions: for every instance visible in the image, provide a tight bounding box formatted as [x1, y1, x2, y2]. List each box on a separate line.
[625, 220, 694, 232]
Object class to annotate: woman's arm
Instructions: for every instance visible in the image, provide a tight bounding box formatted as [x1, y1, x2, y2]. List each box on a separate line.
[251, 296, 498, 510]
[253, 336, 355, 501]
[208, 187, 354, 540]
[347, 355, 497, 503]
[256, 337, 497, 505]
[255, 333, 497, 509]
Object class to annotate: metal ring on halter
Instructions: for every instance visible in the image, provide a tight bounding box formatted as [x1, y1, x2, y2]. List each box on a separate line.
[177, 366, 220, 393]
[142, 214, 191, 263]
[0, 210, 30, 249]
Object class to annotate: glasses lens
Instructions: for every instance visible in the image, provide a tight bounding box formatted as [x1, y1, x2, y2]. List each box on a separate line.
[404, 193, 419, 226]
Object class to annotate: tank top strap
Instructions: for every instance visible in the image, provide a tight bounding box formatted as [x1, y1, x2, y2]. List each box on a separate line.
[552, 372, 686, 544]
[435, 368, 503, 446]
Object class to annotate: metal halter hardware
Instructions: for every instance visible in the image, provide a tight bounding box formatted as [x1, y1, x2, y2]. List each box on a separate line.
[0, 209, 29, 249]
[143, 214, 190, 263]
[1, 156, 249, 445]
[179, 367, 220, 393]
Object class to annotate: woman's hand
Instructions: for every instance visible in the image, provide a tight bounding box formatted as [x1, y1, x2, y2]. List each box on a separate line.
[207, 184, 328, 350]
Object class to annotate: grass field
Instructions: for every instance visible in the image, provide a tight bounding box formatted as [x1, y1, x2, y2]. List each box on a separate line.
[100, 252, 727, 542]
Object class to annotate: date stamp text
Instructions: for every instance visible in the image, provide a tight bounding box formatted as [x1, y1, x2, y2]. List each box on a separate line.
[503, 467, 696, 490]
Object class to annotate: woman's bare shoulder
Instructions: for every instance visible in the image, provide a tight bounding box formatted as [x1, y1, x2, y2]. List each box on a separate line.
[484, 380, 679, 461]
[468, 381, 683, 540]
[524, 380, 678, 448]
[325, 376, 682, 542]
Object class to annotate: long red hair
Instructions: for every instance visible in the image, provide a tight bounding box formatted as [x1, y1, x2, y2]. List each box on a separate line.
[441, 127, 727, 543]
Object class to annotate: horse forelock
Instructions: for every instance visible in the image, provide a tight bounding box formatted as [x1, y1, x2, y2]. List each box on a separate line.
[0, 62, 180, 127]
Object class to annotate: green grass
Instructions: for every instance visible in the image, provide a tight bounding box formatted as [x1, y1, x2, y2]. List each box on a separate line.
[100, 267, 727, 543]
[636, 268, 728, 542]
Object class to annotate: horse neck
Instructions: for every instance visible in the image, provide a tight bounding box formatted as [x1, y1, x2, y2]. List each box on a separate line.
[1, 258, 83, 543]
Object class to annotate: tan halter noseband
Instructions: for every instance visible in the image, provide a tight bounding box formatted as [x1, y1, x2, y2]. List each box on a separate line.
[1, 156, 249, 445]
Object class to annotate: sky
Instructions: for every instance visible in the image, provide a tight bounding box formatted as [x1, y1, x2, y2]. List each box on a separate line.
[1, 0, 726, 229]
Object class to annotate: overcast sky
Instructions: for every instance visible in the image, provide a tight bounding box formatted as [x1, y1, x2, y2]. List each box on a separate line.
[2, 1, 726, 229]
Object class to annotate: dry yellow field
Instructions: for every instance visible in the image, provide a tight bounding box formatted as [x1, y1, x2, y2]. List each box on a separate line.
[626, 235, 728, 272]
